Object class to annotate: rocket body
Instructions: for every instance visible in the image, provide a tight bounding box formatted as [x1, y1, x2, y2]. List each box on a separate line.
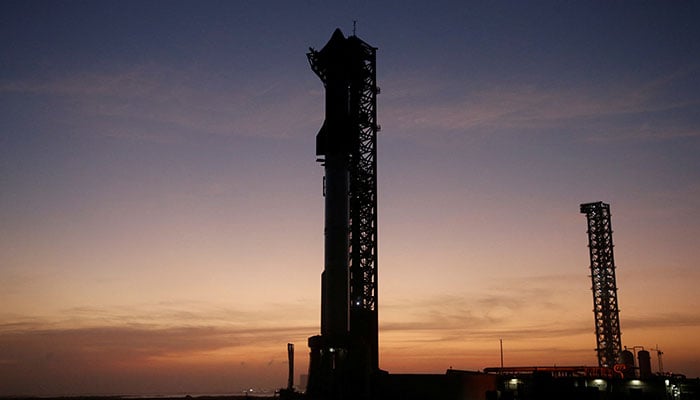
[312, 28, 353, 339]
[321, 152, 349, 337]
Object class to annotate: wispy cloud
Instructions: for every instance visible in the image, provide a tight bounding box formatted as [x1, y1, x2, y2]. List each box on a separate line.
[0, 317, 306, 396]
[380, 281, 588, 346]
[623, 313, 700, 330]
[5, 63, 696, 145]
[1, 63, 319, 142]
[380, 271, 700, 349]
[1, 299, 317, 332]
[381, 68, 700, 142]
[0, 303, 317, 384]
[0, 323, 312, 361]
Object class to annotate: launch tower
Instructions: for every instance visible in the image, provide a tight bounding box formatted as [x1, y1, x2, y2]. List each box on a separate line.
[306, 29, 379, 400]
[580, 201, 623, 368]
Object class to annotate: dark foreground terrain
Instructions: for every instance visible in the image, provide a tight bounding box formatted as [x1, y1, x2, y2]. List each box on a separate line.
[3, 397, 276, 400]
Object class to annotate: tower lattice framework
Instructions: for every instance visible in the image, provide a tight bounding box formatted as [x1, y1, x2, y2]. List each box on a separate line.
[347, 35, 379, 371]
[580, 201, 623, 368]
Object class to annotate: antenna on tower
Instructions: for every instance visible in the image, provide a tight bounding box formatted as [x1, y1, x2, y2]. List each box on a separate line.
[353, 20, 357, 36]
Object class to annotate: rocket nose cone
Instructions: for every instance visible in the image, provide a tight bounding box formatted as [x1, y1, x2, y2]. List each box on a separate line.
[331, 28, 346, 40]
[320, 28, 347, 53]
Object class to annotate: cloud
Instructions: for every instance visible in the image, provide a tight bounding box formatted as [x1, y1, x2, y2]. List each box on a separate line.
[0, 298, 318, 369]
[1, 299, 318, 331]
[0, 319, 300, 396]
[5, 62, 696, 147]
[623, 313, 700, 330]
[379, 279, 592, 347]
[0, 63, 319, 142]
[0, 325, 230, 362]
[0, 298, 316, 395]
[0, 323, 312, 359]
[0, 287, 586, 380]
[380, 68, 700, 142]
[0, 318, 314, 392]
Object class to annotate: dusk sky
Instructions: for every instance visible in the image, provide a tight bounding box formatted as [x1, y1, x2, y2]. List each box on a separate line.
[2, 1, 699, 396]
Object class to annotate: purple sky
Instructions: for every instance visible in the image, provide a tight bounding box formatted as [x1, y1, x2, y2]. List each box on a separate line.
[1, 1, 699, 396]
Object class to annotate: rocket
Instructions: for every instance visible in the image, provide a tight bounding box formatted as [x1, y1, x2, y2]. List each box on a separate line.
[306, 28, 378, 400]
[309, 28, 354, 339]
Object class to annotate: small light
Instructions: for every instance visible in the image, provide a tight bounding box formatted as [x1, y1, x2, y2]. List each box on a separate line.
[665, 379, 670, 386]
[509, 379, 519, 384]
[329, 347, 335, 353]
[594, 379, 605, 385]
[631, 380, 641, 385]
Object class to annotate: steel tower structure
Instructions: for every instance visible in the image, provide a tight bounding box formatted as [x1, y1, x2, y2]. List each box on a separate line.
[346, 30, 379, 373]
[306, 28, 379, 400]
[580, 201, 623, 368]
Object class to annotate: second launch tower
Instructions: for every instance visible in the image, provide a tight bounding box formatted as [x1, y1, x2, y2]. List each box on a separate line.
[580, 201, 623, 368]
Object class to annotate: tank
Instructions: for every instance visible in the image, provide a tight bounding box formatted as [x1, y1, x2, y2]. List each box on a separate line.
[638, 350, 652, 379]
[620, 350, 636, 378]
